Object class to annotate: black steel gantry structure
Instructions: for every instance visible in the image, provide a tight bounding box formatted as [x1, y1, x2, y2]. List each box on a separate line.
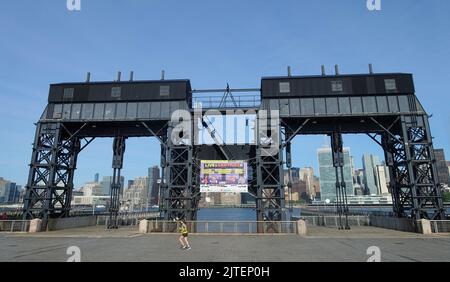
[22, 66, 446, 231]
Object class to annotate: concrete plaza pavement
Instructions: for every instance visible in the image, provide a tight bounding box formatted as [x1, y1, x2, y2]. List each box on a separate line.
[1, 226, 449, 262]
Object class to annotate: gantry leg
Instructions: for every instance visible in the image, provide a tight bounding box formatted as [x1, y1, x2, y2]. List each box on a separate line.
[108, 136, 126, 229]
[23, 122, 80, 230]
[331, 132, 350, 230]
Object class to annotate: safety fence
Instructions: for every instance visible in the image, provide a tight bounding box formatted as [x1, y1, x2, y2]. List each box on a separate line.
[297, 215, 450, 233]
[96, 212, 160, 226]
[300, 207, 396, 218]
[0, 212, 159, 232]
[298, 215, 371, 227]
[0, 220, 30, 232]
[430, 220, 450, 233]
[146, 220, 299, 234]
[45, 212, 160, 231]
[3, 218, 449, 234]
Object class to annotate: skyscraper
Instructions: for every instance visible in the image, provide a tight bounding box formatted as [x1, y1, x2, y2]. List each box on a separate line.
[353, 169, 365, 195]
[313, 175, 321, 199]
[290, 167, 300, 183]
[7, 184, 21, 203]
[148, 166, 160, 206]
[82, 182, 103, 196]
[0, 177, 9, 203]
[123, 177, 151, 211]
[376, 165, 390, 195]
[353, 169, 365, 187]
[100, 176, 125, 196]
[447, 161, 450, 184]
[317, 147, 354, 202]
[0, 177, 19, 204]
[434, 149, 449, 185]
[299, 167, 316, 200]
[362, 154, 381, 195]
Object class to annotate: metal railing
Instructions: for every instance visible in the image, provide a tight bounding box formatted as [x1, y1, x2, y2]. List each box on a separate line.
[0, 220, 30, 232]
[293, 215, 370, 227]
[191, 95, 261, 109]
[96, 212, 159, 226]
[147, 220, 298, 234]
[430, 220, 450, 233]
[301, 206, 396, 217]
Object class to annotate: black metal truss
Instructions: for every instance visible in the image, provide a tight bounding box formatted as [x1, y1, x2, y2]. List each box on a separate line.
[382, 115, 445, 220]
[159, 135, 168, 219]
[382, 128, 409, 217]
[255, 151, 284, 227]
[256, 113, 285, 232]
[22, 122, 80, 226]
[22, 92, 447, 228]
[191, 155, 201, 220]
[161, 122, 197, 221]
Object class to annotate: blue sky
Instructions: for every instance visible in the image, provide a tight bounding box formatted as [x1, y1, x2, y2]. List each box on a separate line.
[0, 0, 449, 188]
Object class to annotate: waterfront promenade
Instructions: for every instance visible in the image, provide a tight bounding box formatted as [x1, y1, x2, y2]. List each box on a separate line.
[1, 225, 449, 262]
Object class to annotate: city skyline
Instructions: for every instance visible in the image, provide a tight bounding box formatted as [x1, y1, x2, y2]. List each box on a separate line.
[2, 143, 444, 206]
[70, 149, 386, 204]
[2, 145, 449, 190]
[317, 147, 354, 202]
[1, 1, 450, 190]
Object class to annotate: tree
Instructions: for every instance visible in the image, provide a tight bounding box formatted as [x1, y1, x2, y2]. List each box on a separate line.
[443, 191, 450, 203]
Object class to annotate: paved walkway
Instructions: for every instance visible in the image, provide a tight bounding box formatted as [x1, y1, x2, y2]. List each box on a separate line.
[1, 226, 449, 262]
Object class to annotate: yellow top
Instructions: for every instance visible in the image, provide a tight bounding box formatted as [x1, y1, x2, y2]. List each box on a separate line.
[179, 224, 188, 234]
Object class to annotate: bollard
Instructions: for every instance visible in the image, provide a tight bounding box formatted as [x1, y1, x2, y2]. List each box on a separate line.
[29, 219, 42, 233]
[139, 219, 149, 233]
[417, 219, 432, 234]
[297, 219, 307, 236]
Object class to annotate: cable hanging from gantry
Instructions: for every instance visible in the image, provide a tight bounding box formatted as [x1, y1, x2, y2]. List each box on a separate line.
[218, 83, 237, 108]
[200, 114, 234, 160]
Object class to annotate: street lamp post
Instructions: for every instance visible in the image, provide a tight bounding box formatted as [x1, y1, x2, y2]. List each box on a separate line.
[325, 199, 331, 215]
[92, 198, 97, 215]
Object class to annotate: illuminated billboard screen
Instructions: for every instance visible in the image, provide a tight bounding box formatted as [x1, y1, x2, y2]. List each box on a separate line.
[200, 160, 248, 192]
